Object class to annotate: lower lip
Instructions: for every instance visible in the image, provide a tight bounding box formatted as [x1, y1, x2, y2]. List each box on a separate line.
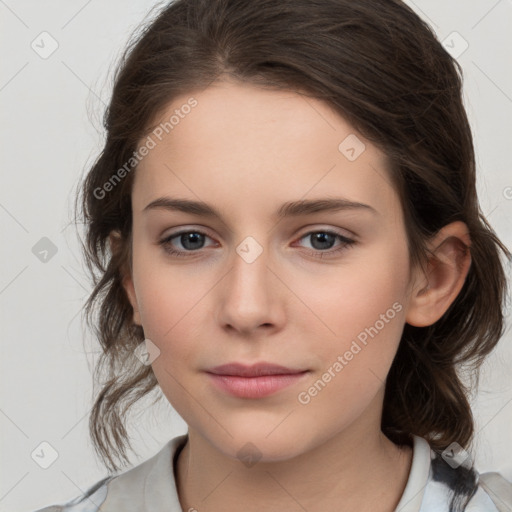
[206, 372, 309, 398]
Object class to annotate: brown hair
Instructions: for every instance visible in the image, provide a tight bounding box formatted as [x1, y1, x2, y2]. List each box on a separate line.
[75, 0, 511, 475]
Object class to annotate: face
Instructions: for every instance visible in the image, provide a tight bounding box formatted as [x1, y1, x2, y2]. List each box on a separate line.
[123, 80, 418, 462]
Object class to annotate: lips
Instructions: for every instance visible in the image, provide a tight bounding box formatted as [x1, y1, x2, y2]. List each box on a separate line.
[205, 362, 310, 398]
[207, 362, 308, 377]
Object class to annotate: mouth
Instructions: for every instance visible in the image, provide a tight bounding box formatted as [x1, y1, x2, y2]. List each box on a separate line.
[205, 362, 310, 399]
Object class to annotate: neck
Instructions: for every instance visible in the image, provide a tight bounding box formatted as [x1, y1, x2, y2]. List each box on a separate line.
[175, 405, 413, 512]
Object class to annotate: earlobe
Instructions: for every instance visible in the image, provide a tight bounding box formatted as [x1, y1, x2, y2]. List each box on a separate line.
[405, 221, 472, 328]
[108, 230, 142, 326]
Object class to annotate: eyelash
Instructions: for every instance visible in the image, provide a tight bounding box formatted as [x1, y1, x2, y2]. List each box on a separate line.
[158, 229, 356, 259]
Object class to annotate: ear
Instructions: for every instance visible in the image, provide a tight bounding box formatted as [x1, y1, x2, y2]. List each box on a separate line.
[405, 221, 472, 327]
[108, 230, 142, 326]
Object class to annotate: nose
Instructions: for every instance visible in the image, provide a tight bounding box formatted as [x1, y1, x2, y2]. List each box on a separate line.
[215, 238, 284, 336]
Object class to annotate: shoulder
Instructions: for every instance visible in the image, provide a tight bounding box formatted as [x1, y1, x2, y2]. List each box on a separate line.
[471, 471, 512, 511]
[417, 436, 512, 511]
[31, 475, 112, 511]
[395, 435, 512, 511]
[31, 434, 188, 512]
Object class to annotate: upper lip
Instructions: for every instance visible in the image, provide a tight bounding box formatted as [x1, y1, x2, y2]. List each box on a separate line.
[206, 362, 308, 377]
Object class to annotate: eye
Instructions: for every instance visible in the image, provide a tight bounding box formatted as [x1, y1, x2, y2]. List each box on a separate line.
[294, 230, 356, 258]
[159, 229, 215, 257]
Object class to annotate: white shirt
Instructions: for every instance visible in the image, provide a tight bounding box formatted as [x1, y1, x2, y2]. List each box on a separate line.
[33, 434, 510, 511]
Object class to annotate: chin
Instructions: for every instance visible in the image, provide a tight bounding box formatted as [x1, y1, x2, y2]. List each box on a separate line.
[203, 422, 313, 465]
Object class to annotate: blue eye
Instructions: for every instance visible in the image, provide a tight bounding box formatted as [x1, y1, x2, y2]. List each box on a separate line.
[296, 230, 356, 258]
[159, 230, 213, 257]
[159, 229, 355, 259]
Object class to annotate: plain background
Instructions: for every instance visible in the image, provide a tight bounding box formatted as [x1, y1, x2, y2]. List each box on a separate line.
[1, 1, 511, 511]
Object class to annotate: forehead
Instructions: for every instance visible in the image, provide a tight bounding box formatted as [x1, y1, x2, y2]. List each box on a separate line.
[132, 81, 399, 221]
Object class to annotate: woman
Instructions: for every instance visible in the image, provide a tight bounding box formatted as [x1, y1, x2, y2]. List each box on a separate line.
[33, 0, 512, 510]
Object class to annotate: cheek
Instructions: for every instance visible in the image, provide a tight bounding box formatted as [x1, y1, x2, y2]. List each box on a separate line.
[297, 242, 409, 347]
[292, 255, 409, 430]
[133, 260, 207, 414]
[131, 246, 207, 362]
[289, 247, 410, 422]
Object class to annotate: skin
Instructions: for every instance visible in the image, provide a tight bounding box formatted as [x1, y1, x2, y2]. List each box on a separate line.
[119, 79, 471, 512]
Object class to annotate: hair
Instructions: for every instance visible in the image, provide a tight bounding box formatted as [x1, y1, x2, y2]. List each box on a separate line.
[75, 0, 511, 482]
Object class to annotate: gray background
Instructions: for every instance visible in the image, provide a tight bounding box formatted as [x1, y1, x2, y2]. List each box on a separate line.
[1, 1, 511, 511]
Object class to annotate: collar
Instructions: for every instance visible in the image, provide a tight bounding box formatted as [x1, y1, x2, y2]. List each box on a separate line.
[101, 433, 188, 511]
[395, 435, 432, 511]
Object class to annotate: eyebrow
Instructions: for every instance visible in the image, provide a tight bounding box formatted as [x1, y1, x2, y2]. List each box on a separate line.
[143, 197, 378, 218]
